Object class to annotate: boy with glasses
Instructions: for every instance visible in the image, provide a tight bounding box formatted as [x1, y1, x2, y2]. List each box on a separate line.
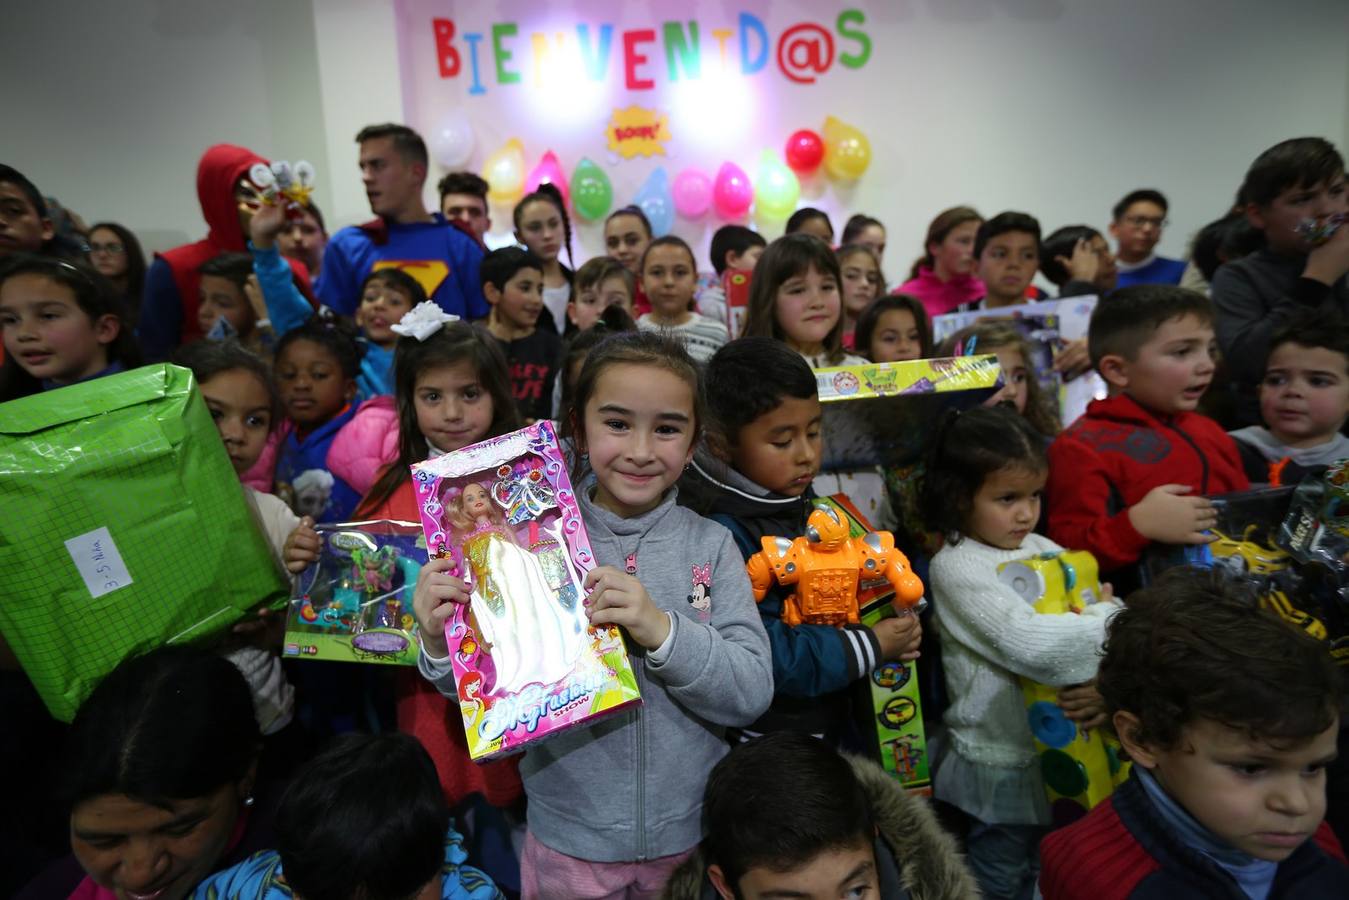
[1111, 189, 1187, 288]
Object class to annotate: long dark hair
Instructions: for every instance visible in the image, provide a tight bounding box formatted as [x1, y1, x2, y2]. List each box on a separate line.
[514, 183, 575, 273]
[604, 204, 653, 238]
[559, 305, 637, 413]
[275, 734, 449, 900]
[920, 405, 1047, 543]
[742, 234, 846, 362]
[88, 221, 147, 323]
[0, 253, 141, 402]
[358, 321, 520, 515]
[935, 321, 1060, 437]
[172, 338, 280, 427]
[563, 330, 703, 482]
[841, 213, 884, 246]
[63, 646, 259, 809]
[854, 293, 932, 361]
[909, 206, 981, 280]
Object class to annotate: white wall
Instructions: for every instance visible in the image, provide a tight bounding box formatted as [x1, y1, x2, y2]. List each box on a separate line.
[3, 0, 336, 252]
[6, 0, 1348, 285]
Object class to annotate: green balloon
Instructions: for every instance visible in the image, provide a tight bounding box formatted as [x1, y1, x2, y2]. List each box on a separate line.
[571, 157, 613, 222]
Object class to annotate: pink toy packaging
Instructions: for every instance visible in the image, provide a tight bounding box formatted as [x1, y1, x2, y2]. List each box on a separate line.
[411, 420, 641, 761]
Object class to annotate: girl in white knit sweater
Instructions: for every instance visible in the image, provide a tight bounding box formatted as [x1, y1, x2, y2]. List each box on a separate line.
[922, 406, 1120, 900]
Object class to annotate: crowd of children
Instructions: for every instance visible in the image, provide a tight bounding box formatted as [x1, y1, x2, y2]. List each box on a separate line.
[3, 127, 1349, 900]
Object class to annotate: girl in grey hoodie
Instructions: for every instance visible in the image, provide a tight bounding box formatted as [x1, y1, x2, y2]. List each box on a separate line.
[413, 331, 773, 897]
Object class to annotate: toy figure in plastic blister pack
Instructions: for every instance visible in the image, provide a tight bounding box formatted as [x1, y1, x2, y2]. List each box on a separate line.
[286, 523, 425, 665]
[746, 505, 925, 626]
[446, 481, 583, 694]
[352, 546, 397, 593]
[1296, 213, 1346, 247]
[492, 460, 557, 524]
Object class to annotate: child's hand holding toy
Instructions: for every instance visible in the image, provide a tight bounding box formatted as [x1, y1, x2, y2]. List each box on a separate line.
[583, 566, 671, 651]
[413, 557, 471, 659]
[1303, 213, 1349, 287]
[874, 612, 922, 662]
[248, 196, 290, 251]
[283, 516, 321, 574]
[1057, 680, 1107, 729]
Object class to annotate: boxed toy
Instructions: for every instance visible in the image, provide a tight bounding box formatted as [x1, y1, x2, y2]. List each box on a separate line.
[0, 364, 289, 720]
[814, 355, 1001, 470]
[814, 496, 933, 795]
[284, 520, 424, 665]
[933, 296, 1106, 426]
[410, 420, 641, 760]
[998, 550, 1129, 825]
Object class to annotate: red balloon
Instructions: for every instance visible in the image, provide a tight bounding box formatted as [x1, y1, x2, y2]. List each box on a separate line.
[785, 129, 825, 175]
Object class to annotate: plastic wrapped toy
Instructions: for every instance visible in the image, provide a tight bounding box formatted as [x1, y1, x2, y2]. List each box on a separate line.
[285, 520, 424, 665]
[793, 496, 932, 794]
[998, 550, 1129, 825]
[248, 159, 316, 215]
[746, 505, 925, 625]
[1296, 213, 1346, 247]
[412, 421, 641, 760]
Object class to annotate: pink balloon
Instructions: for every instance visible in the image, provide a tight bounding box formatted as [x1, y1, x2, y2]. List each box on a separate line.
[525, 150, 569, 207]
[713, 162, 753, 220]
[672, 168, 712, 219]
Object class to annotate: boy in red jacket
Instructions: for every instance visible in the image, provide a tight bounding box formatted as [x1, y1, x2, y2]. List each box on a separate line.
[1039, 568, 1347, 899]
[1046, 285, 1248, 581]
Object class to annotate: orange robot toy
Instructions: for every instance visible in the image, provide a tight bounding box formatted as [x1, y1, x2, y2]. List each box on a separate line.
[746, 505, 926, 626]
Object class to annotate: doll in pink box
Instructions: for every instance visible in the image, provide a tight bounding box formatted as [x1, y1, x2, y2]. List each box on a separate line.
[446, 481, 580, 694]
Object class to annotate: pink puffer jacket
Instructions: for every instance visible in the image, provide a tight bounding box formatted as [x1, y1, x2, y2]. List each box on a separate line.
[326, 395, 400, 498]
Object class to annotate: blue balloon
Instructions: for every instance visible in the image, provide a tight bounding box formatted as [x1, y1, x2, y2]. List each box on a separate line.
[634, 167, 675, 237]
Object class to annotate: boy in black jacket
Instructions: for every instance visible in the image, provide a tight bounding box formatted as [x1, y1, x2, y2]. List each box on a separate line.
[1212, 137, 1349, 425]
[678, 337, 920, 741]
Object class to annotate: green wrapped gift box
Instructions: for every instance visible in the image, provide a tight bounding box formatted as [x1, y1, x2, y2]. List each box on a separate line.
[0, 364, 288, 720]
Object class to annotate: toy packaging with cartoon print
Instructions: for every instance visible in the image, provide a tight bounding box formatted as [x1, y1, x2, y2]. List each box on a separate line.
[1142, 482, 1349, 666]
[814, 355, 1002, 471]
[284, 520, 425, 666]
[998, 550, 1130, 824]
[411, 420, 642, 761]
[795, 496, 934, 794]
[932, 296, 1106, 427]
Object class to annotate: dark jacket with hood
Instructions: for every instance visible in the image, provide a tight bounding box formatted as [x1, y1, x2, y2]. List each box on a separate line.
[661, 754, 981, 900]
[678, 452, 883, 739]
[139, 144, 315, 360]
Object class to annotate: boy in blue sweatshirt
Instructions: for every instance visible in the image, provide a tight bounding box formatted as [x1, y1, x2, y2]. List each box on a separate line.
[678, 337, 922, 742]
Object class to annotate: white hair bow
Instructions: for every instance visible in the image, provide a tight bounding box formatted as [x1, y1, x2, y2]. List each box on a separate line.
[390, 301, 460, 341]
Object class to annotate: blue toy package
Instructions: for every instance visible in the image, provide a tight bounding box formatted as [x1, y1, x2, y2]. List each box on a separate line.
[283, 519, 425, 665]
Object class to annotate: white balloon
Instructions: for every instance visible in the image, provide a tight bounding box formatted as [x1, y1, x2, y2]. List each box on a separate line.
[432, 109, 475, 169]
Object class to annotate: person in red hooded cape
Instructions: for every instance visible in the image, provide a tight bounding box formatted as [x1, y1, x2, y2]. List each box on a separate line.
[138, 144, 315, 361]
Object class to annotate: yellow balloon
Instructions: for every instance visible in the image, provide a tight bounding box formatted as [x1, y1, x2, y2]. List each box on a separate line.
[481, 138, 526, 205]
[822, 116, 872, 180]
